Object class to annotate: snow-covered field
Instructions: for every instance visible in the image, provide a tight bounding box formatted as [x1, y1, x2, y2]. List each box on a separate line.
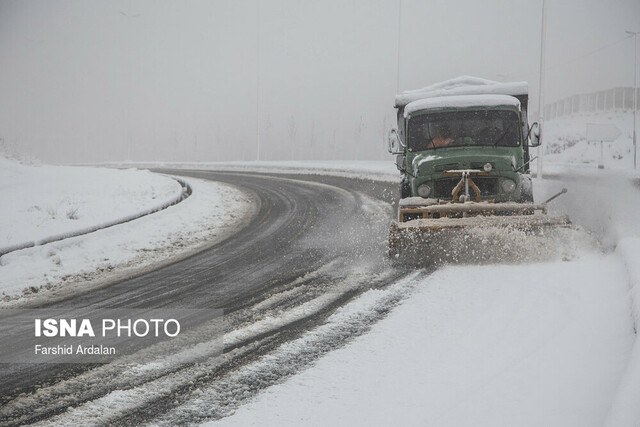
[0, 157, 256, 304]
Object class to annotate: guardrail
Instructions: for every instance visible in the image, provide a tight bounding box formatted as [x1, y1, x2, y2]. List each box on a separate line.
[0, 176, 191, 258]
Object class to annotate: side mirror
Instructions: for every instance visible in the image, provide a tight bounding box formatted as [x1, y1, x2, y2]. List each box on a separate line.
[387, 128, 405, 154]
[528, 122, 541, 147]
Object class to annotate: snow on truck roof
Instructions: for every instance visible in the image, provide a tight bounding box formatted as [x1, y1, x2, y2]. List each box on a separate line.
[404, 94, 521, 117]
[395, 76, 528, 108]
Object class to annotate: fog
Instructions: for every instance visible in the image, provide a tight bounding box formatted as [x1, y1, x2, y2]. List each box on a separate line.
[0, 0, 638, 164]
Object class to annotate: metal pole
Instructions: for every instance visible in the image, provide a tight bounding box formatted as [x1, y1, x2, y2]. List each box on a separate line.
[536, 0, 546, 179]
[396, 0, 402, 94]
[628, 31, 638, 169]
[256, 0, 261, 162]
[633, 32, 638, 169]
[598, 141, 604, 169]
[127, 20, 132, 162]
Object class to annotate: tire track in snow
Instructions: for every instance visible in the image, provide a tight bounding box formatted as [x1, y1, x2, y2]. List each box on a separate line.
[0, 173, 404, 425]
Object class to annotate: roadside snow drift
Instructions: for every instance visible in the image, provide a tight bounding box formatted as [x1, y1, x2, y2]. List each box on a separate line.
[213, 255, 634, 427]
[0, 156, 181, 249]
[0, 159, 256, 303]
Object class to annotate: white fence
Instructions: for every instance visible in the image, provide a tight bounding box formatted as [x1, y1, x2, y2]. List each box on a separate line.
[545, 87, 639, 119]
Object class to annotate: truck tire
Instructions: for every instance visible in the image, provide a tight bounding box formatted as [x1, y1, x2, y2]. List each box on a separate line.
[400, 179, 411, 199]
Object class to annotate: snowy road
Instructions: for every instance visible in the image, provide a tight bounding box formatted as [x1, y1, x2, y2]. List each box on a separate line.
[0, 171, 408, 425]
[0, 168, 636, 426]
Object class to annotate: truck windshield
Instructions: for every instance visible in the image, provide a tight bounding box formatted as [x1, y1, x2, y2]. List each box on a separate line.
[407, 110, 521, 151]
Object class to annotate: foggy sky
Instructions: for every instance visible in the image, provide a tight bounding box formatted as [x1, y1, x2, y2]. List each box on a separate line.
[0, 0, 638, 164]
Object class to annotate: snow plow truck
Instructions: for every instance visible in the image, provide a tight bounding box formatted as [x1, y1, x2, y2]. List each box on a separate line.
[387, 76, 570, 263]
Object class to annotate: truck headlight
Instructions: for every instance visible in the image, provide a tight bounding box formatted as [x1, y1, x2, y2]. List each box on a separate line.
[501, 179, 516, 193]
[417, 184, 431, 198]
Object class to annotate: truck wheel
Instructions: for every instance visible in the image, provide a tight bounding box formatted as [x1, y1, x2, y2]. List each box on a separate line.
[400, 180, 411, 199]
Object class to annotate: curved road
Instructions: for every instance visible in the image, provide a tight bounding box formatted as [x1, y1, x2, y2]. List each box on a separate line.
[0, 170, 410, 425]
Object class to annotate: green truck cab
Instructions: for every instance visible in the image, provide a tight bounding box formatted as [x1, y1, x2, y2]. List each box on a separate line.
[388, 77, 541, 204]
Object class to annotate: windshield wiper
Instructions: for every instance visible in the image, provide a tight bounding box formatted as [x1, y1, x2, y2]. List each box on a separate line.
[493, 130, 508, 147]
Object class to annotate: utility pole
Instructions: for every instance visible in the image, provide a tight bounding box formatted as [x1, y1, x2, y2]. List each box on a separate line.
[626, 30, 638, 169]
[396, 0, 402, 94]
[256, 0, 261, 161]
[536, 0, 547, 179]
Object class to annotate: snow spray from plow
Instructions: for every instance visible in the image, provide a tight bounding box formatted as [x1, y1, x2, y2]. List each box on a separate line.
[388, 186, 577, 265]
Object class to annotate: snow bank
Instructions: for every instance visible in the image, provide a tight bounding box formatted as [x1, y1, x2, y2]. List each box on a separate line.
[605, 237, 640, 427]
[530, 166, 640, 426]
[213, 256, 634, 427]
[533, 171, 640, 250]
[0, 157, 182, 251]
[0, 160, 256, 304]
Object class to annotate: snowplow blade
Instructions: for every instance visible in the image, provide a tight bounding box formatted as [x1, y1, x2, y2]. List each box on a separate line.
[388, 201, 571, 265]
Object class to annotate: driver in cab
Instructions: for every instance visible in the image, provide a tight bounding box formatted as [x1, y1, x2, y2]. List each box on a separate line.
[428, 123, 454, 148]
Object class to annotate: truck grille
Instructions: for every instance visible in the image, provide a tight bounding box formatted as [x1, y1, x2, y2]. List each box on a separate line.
[470, 162, 496, 170]
[434, 163, 459, 172]
[433, 177, 498, 199]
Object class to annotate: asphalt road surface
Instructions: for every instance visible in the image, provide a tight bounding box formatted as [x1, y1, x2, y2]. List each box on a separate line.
[0, 171, 412, 426]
